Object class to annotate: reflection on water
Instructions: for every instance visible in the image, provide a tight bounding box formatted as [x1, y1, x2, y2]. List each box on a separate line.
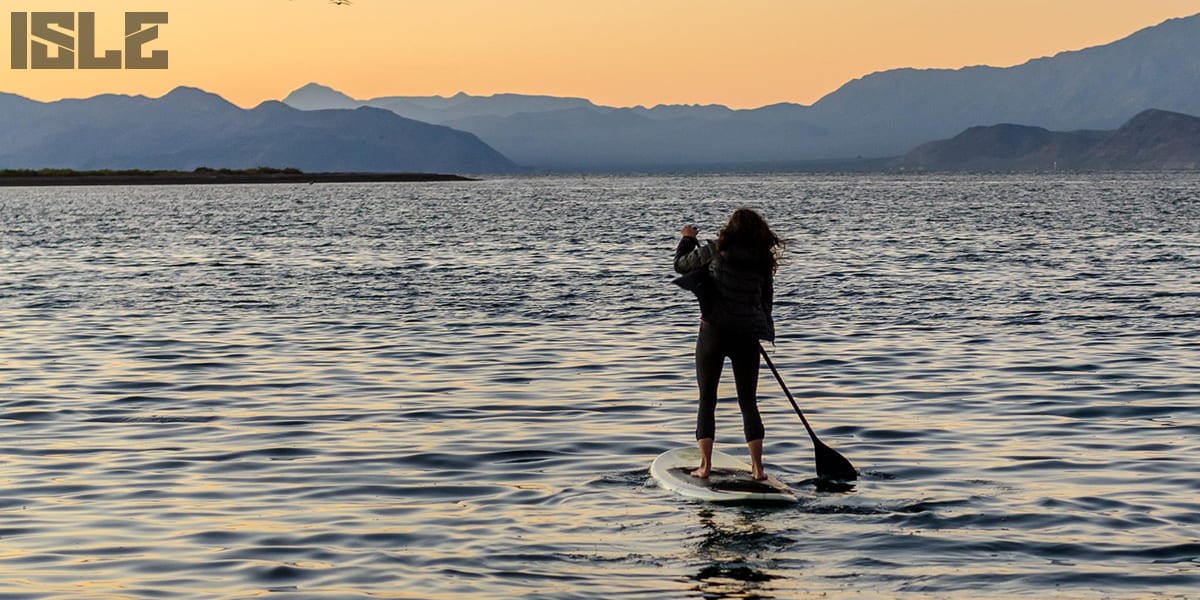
[0, 173, 1197, 597]
[692, 508, 788, 600]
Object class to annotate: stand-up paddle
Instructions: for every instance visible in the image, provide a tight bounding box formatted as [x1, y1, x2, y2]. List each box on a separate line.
[759, 344, 857, 481]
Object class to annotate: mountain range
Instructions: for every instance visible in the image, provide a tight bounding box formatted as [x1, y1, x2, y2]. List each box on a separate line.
[893, 109, 1200, 171]
[284, 13, 1200, 171]
[2, 13, 1199, 173]
[0, 87, 518, 173]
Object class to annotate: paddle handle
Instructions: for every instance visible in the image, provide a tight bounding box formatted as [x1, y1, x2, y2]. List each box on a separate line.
[759, 344, 819, 441]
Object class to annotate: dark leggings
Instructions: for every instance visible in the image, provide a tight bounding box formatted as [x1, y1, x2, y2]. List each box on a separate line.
[694, 322, 765, 442]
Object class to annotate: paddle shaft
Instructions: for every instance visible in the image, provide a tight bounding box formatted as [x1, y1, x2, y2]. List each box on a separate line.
[759, 344, 858, 481]
[758, 345, 819, 441]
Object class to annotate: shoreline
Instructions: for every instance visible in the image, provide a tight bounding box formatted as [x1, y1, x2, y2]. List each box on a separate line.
[0, 171, 476, 187]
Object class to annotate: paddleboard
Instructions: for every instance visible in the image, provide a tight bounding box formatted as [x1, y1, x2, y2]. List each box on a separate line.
[650, 447, 798, 503]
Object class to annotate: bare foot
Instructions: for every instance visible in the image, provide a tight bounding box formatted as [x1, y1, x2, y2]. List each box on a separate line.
[690, 466, 711, 479]
[747, 440, 766, 481]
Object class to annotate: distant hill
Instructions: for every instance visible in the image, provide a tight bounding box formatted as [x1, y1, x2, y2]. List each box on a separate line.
[0, 87, 519, 173]
[805, 13, 1200, 158]
[893, 109, 1200, 171]
[286, 86, 825, 170]
[283, 83, 597, 124]
[282, 82, 361, 110]
[438, 105, 826, 171]
[283, 13, 1200, 170]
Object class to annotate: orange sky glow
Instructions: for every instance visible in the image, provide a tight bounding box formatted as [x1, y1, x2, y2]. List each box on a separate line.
[3, 0, 1199, 108]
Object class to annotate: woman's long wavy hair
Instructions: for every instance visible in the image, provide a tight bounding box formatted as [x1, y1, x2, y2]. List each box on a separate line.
[716, 208, 785, 274]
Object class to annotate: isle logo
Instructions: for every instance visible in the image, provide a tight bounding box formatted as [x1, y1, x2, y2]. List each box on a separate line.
[10, 12, 168, 70]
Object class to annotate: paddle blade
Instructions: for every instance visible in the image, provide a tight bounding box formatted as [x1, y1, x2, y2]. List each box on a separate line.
[814, 439, 858, 481]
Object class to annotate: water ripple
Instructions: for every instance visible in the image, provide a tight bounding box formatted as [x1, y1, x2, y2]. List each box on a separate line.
[0, 174, 1197, 598]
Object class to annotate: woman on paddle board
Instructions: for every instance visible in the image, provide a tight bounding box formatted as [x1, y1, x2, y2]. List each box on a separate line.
[674, 208, 784, 480]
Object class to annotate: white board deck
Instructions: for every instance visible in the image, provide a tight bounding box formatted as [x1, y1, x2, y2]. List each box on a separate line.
[650, 447, 798, 503]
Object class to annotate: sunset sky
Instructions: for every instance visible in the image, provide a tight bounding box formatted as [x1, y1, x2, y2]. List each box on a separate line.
[3, 0, 1200, 108]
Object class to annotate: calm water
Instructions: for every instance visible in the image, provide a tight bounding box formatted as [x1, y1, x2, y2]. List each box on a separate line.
[1, 174, 1197, 599]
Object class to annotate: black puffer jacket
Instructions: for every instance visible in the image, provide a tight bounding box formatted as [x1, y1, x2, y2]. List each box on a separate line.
[674, 236, 775, 341]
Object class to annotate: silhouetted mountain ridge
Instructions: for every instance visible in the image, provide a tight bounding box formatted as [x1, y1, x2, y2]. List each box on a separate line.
[282, 13, 1200, 170]
[283, 84, 598, 124]
[894, 109, 1200, 170]
[0, 86, 519, 173]
[285, 83, 360, 110]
